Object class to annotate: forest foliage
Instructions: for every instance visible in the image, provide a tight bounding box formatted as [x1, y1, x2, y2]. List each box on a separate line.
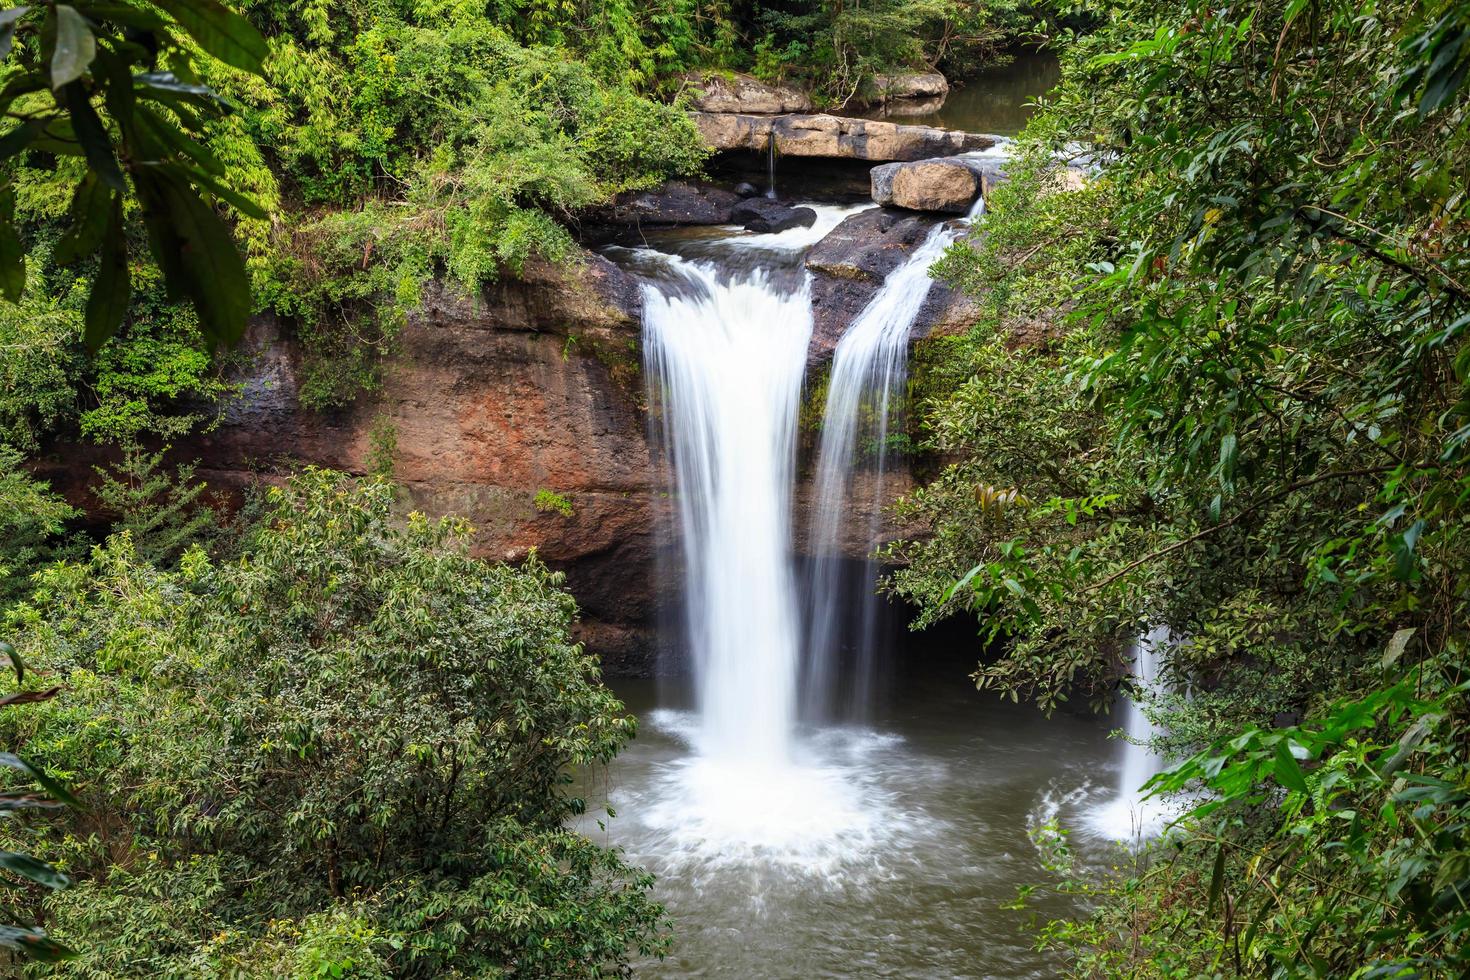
[2, 470, 666, 976]
[893, 0, 1470, 974]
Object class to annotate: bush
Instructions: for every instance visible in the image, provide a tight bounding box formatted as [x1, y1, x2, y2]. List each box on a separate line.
[1, 470, 666, 976]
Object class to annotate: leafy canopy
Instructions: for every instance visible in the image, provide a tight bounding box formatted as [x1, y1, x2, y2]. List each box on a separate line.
[2, 470, 667, 976]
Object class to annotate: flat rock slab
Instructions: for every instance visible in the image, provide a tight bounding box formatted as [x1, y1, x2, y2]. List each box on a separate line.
[579, 181, 740, 228]
[694, 112, 995, 162]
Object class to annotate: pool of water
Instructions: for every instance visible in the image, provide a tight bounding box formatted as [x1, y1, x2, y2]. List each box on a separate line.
[576, 663, 1147, 978]
[859, 52, 1061, 135]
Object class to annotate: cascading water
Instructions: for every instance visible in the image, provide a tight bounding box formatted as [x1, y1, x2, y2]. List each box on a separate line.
[804, 192, 989, 719]
[642, 261, 810, 765]
[1086, 625, 1172, 840]
[636, 216, 894, 863]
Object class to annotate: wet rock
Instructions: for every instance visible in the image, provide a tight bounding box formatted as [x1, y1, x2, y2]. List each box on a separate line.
[733, 181, 762, 198]
[693, 112, 994, 162]
[731, 198, 818, 233]
[580, 180, 740, 228]
[871, 156, 1006, 213]
[683, 71, 812, 114]
[871, 71, 949, 101]
[870, 158, 978, 213]
[864, 95, 947, 119]
[805, 208, 944, 364]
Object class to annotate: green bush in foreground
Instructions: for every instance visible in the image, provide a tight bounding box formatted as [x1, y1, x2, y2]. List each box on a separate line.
[0, 469, 665, 977]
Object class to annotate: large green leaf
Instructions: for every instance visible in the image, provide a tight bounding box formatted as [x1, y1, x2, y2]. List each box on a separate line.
[52, 174, 112, 265]
[0, 851, 70, 891]
[0, 752, 79, 808]
[84, 195, 129, 350]
[0, 925, 76, 962]
[134, 167, 251, 346]
[0, 640, 21, 683]
[49, 4, 95, 88]
[152, 0, 266, 74]
[61, 82, 125, 190]
[0, 190, 22, 301]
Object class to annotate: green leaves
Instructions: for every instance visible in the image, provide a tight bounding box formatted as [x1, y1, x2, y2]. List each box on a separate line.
[0, 925, 76, 963]
[1396, 4, 1470, 117]
[0, 0, 269, 350]
[133, 168, 251, 347]
[1272, 739, 1309, 795]
[151, 0, 268, 74]
[0, 6, 28, 62]
[0, 188, 23, 302]
[0, 850, 70, 890]
[84, 194, 128, 350]
[0, 640, 77, 963]
[0, 470, 664, 974]
[49, 4, 94, 88]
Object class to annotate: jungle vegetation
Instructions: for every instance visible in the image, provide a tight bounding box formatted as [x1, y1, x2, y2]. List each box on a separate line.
[6, 0, 1466, 975]
[893, 0, 1470, 974]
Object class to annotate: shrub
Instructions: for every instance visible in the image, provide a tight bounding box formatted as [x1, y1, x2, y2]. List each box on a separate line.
[1, 470, 666, 976]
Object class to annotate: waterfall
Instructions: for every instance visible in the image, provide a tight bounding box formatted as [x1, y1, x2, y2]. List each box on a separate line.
[804, 196, 987, 719]
[1086, 625, 1171, 840]
[1118, 626, 1169, 802]
[642, 260, 811, 765]
[766, 133, 777, 198]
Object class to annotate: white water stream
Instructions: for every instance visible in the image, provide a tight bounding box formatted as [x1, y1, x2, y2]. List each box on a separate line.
[636, 161, 1010, 863]
[1085, 625, 1173, 840]
[642, 261, 810, 766]
[804, 194, 989, 718]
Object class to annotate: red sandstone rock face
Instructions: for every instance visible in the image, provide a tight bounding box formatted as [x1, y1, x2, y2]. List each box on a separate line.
[37, 244, 947, 676]
[166, 254, 672, 675]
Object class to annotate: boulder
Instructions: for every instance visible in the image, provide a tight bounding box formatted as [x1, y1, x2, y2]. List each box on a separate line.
[805, 208, 946, 364]
[803, 207, 983, 367]
[580, 180, 740, 227]
[730, 198, 818, 233]
[733, 181, 762, 198]
[871, 72, 949, 101]
[870, 155, 1006, 213]
[693, 112, 995, 162]
[683, 71, 812, 114]
[871, 158, 977, 213]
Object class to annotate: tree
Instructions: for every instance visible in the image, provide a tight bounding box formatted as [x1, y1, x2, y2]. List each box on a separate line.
[895, 0, 1470, 971]
[2, 470, 667, 975]
[0, 0, 269, 350]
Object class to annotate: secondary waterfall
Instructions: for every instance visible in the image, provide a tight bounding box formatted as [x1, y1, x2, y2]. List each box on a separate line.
[642, 260, 811, 765]
[804, 196, 988, 718]
[1087, 625, 1171, 840]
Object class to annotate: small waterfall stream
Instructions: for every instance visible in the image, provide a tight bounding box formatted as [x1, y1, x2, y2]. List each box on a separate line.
[1086, 625, 1172, 840]
[804, 195, 988, 720]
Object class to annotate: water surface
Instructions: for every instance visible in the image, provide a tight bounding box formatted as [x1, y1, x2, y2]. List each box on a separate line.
[579, 667, 1137, 979]
[860, 52, 1061, 135]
